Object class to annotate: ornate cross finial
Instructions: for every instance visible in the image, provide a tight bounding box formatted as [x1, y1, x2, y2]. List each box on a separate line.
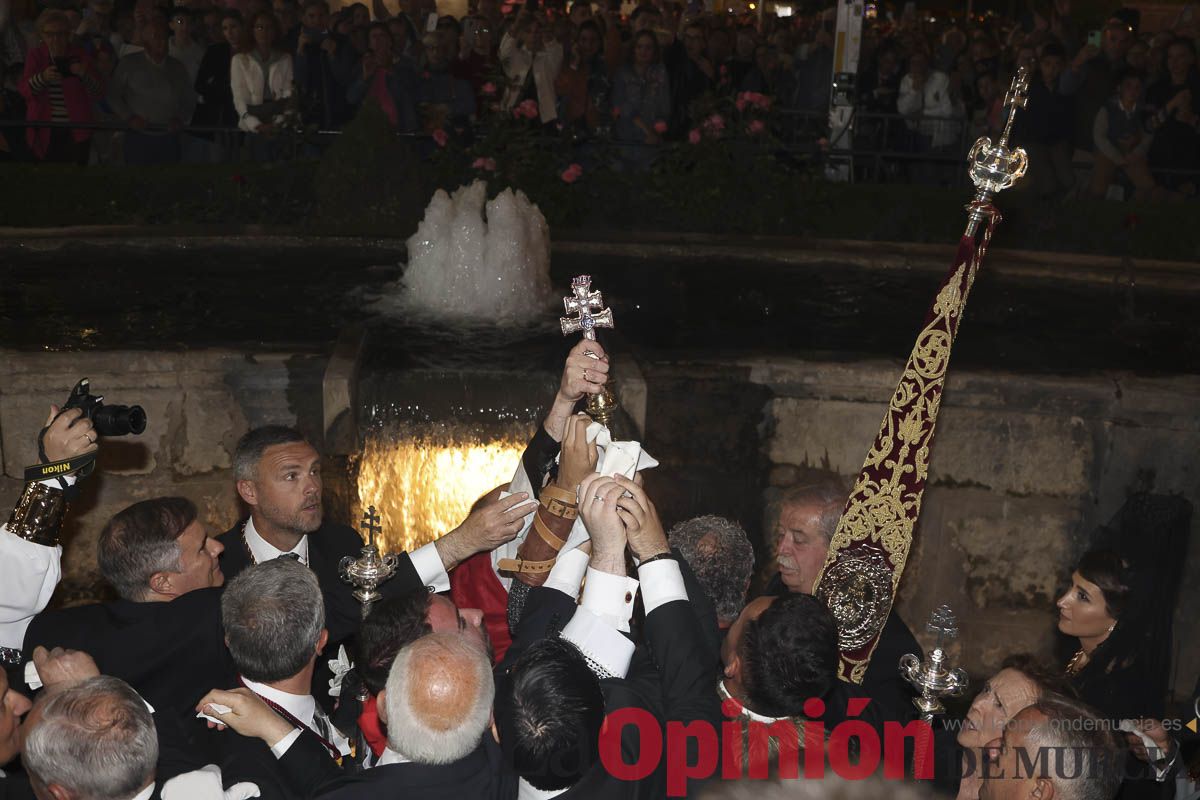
[998, 67, 1031, 149]
[360, 505, 382, 549]
[560, 275, 614, 341]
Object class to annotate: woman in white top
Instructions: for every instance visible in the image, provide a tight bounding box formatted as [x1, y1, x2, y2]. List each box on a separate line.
[499, 13, 562, 126]
[230, 11, 292, 135]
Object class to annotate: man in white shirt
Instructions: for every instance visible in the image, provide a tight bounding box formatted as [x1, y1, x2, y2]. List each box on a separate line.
[210, 557, 349, 798]
[217, 425, 531, 649]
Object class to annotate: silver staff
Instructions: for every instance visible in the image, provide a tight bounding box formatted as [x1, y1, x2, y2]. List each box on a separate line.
[339, 505, 399, 617]
[965, 67, 1031, 236]
[900, 605, 969, 722]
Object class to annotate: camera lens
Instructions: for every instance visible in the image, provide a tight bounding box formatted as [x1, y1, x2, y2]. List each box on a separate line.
[92, 404, 147, 437]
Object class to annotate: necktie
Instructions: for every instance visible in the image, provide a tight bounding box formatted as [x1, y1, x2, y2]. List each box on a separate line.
[312, 706, 347, 756]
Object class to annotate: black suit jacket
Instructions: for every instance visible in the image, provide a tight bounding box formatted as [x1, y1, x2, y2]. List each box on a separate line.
[314, 737, 516, 800]
[0, 773, 35, 800]
[217, 520, 428, 647]
[500, 556, 722, 799]
[23, 588, 235, 781]
[762, 573, 922, 726]
[214, 726, 347, 800]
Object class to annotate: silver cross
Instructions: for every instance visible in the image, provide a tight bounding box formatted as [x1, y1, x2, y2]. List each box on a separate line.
[360, 505, 382, 549]
[560, 275, 614, 340]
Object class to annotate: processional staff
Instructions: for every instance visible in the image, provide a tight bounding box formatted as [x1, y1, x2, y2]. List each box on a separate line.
[813, 69, 1032, 722]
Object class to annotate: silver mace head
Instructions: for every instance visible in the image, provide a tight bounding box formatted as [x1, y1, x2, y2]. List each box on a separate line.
[339, 505, 400, 615]
[899, 604, 969, 722]
[965, 66, 1031, 236]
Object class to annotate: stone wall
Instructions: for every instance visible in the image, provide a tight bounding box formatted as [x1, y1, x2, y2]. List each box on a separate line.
[750, 358, 1200, 699]
[0, 349, 325, 602]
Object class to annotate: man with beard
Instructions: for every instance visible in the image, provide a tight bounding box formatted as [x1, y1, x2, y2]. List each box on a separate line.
[217, 425, 530, 647]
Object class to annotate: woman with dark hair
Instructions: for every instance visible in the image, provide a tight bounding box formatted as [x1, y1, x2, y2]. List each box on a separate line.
[611, 28, 669, 170]
[1056, 494, 1191, 800]
[230, 10, 292, 140]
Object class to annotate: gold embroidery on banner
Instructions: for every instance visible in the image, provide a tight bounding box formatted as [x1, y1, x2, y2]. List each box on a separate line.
[817, 212, 998, 684]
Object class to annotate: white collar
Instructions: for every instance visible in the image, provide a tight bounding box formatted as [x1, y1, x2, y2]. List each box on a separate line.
[244, 516, 309, 566]
[717, 680, 791, 725]
[377, 747, 411, 767]
[518, 778, 567, 799]
[129, 783, 156, 800]
[242, 676, 316, 729]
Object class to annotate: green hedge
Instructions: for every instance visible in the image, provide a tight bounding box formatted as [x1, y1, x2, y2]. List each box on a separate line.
[1, 109, 1196, 262]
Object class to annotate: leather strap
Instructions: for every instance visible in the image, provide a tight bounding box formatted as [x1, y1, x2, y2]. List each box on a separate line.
[541, 496, 578, 520]
[539, 484, 578, 507]
[497, 556, 558, 574]
[532, 513, 567, 552]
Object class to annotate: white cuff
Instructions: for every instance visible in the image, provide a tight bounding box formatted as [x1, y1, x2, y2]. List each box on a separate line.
[578, 567, 638, 633]
[561, 608, 635, 679]
[270, 728, 302, 759]
[637, 558, 688, 615]
[410, 541, 450, 593]
[38, 475, 76, 489]
[543, 548, 589, 600]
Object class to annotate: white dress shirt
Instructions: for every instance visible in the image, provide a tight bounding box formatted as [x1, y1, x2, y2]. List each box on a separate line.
[244, 516, 450, 594]
[0, 478, 74, 651]
[243, 677, 351, 758]
[519, 777, 566, 799]
[243, 517, 310, 566]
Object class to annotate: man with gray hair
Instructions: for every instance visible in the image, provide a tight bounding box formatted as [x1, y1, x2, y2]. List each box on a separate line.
[669, 515, 755, 630]
[204, 558, 351, 798]
[763, 476, 921, 725]
[980, 693, 1125, 800]
[316, 632, 510, 799]
[22, 675, 158, 800]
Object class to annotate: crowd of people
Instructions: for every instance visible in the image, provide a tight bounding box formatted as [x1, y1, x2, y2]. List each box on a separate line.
[0, 0, 1197, 196]
[0, 338, 1195, 799]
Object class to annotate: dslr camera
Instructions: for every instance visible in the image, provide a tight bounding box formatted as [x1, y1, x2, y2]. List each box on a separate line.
[63, 378, 147, 437]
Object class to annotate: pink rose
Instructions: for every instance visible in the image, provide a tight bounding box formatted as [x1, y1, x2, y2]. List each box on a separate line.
[611, 106, 621, 119]
[561, 167, 579, 183]
[482, 81, 497, 95]
[735, 97, 747, 112]
[704, 113, 725, 132]
[472, 156, 497, 171]
[432, 128, 448, 147]
[747, 119, 765, 135]
[231, 174, 247, 185]
[567, 163, 583, 178]
[516, 99, 539, 119]
[653, 120, 667, 134]
[688, 128, 701, 144]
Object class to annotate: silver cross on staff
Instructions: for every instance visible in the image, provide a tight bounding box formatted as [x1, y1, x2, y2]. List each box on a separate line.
[560, 275, 614, 340]
[360, 506, 382, 548]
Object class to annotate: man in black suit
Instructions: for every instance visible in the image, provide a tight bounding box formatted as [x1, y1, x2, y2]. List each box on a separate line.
[218, 425, 531, 647]
[764, 479, 922, 725]
[200, 558, 348, 799]
[23, 497, 233, 781]
[496, 474, 722, 799]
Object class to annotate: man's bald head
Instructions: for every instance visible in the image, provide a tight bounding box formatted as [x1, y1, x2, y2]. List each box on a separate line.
[381, 632, 493, 765]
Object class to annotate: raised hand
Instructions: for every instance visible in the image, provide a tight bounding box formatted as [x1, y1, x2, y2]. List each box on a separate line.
[437, 491, 532, 570]
[41, 405, 97, 463]
[556, 413, 598, 492]
[557, 338, 609, 403]
[578, 473, 627, 574]
[31, 645, 100, 694]
[611, 475, 668, 561]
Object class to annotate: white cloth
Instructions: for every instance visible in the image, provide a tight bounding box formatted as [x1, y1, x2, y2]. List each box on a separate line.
[129, 783, 157, 800]
[244, 517, 309, 566]
[242, 677, 351, 757]
[490, 423, 657, 591]
[161, 766, 262, 800]
[0, 478, 75, 650]
[230, 51, 294, 132]
[498, 33, 562, 123]
[519, 777, 566, 799]
[377, 747, 411, 766]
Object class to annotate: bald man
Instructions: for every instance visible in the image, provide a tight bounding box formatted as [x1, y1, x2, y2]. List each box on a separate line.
[316, 632, 513, 799]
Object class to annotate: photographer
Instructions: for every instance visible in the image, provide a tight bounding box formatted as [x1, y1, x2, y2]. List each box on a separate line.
[0, 401, 97, 665]
[19, 9, 104, 163]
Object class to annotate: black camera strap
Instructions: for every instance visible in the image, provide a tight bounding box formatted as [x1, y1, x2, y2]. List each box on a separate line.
[28, 416, 98, 499]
